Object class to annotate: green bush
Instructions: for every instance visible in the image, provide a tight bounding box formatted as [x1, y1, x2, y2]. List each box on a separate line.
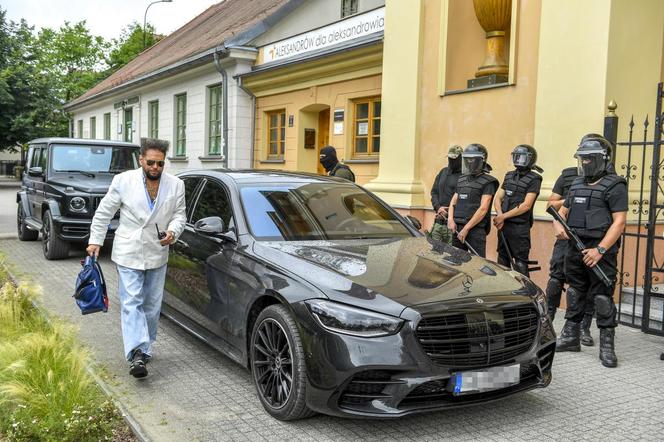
[0, 275, 127, 441]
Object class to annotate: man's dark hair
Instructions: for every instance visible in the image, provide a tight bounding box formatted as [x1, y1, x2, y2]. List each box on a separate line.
[140, 138, 169, 156]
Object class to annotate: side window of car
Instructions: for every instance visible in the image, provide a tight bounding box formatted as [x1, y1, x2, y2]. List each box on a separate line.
[191, 180, 234, 232]
[182, 177, 202, 221]
[28, 147, 40, 169]
[38, 147, 47, 169]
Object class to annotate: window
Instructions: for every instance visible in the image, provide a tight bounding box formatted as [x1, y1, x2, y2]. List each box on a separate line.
[341, 0, 358, 18]
[175, 93, 187, 156]
[208, 85, 222, 155]
[103, 113, 111, 140]
[266, 110, 286, 159]
[191, 180, 233, 232]
[148, 100, 159, 139]
[352, 97, 381, 156]
[124, 107, 133, 142]
[77, 120, 83, 138]
[182, 177, 203, 220]
[89, 117, 96, 139]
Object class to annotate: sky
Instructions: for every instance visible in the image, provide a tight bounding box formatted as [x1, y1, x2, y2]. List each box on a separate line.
[1, 0, 221, 41]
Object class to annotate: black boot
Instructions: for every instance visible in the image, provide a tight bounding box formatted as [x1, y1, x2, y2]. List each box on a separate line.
[580, 314, 594, 347]
[556, 320, 581, 352]
[599, 328, 618, 368]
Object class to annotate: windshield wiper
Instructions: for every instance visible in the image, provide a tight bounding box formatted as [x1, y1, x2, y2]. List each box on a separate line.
[107, 169, 127, 174]
[62, 170, 95, 178]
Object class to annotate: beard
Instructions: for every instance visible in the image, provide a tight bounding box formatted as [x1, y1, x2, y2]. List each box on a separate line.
[144, 169, 162, 181]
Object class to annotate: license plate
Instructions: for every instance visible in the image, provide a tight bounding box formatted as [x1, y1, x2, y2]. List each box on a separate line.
[449, 364, 520, 395]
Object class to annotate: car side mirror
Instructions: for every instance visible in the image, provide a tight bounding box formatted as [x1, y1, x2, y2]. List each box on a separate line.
[28, 166, 43, 177]
[406, 215, 422, 231]
[194, 216, 236, 242]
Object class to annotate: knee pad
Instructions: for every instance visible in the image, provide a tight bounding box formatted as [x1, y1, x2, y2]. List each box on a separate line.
[546, 278, 563, 298]
[566, 287, 582, 311]
[594, 295, 614, 317]
[514, 260, 529, 276]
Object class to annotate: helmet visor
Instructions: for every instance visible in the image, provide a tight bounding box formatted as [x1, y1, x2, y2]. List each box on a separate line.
[512, 152, 530, 167]
[462, 156, 484, 175]
[576, 153, 606, 178]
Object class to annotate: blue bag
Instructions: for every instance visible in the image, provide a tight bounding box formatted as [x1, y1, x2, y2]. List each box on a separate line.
[73, 255, 109, 315]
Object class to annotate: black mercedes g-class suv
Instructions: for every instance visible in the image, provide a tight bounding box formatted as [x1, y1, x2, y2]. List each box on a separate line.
[17, 137, 140, 260]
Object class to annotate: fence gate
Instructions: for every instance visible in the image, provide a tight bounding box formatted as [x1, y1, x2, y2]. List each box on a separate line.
[610, 82, 664, 335]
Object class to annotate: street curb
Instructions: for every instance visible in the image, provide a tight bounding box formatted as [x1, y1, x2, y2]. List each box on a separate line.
[4, 269, 151, 442]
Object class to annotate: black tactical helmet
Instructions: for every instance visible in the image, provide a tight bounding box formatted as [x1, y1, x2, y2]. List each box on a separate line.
[574, 137, 612, 180]
[462, 143, 488, 175]
[511, 144, 538, 170]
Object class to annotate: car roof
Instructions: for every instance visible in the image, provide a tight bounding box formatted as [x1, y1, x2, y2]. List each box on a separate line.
[29, 137, 140, 148]
[178, 169, 353, 185]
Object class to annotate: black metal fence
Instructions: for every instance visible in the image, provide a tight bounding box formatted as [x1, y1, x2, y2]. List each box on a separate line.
[608, 82, 664, 336]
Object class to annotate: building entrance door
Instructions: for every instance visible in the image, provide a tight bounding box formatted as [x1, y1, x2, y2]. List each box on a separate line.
[317, 108, 330, 175]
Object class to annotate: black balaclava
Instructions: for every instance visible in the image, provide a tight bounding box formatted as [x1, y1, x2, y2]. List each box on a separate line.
[448, 157, 462, 173]
[319, 146, 339, 172]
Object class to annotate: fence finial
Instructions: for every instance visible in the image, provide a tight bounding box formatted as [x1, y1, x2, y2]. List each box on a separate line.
[607, 100, 618, 116]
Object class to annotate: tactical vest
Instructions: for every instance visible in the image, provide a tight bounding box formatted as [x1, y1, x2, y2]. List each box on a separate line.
[559, 167, 578, 199]
[567, 174, 626, 239]
[454, 173, 498, 232]
[330, 163, 356, 182]
[434, 167, 460, 208]
[501, 169, 542, 225]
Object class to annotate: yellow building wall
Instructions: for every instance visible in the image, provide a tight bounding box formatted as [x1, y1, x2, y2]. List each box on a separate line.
[253, 75, 382, 185]
[418, 0, 542, 205]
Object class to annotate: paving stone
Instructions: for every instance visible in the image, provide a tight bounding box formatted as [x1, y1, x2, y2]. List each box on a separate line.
[0, 194, 663, 440]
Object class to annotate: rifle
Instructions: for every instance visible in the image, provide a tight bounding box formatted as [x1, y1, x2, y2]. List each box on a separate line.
[546, 206, 612, 287]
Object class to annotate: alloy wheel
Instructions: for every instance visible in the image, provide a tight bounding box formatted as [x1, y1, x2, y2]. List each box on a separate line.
[252, 318, 293, 409]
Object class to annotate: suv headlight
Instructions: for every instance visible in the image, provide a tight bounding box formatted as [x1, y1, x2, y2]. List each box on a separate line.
[69, 196, 87, 213]
[305, 300, 403, 337]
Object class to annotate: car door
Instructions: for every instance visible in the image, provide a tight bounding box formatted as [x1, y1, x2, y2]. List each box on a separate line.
[25, 145, 46, 221]
[169, 178, 237, 338]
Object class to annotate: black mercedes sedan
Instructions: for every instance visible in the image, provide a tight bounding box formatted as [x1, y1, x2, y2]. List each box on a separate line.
[162, 170, 555, 421]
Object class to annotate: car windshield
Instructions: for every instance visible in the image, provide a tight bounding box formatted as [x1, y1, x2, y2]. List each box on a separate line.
[240, 182, 413, 241]
[51, 144, 139, 173]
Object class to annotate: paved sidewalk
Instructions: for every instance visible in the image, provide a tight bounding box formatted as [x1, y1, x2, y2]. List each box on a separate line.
[1, 235, 663, 441]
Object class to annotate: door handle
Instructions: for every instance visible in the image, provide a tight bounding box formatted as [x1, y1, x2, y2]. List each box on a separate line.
[175, 239, 190, 250]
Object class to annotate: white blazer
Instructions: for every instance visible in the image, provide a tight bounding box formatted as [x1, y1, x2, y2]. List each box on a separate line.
[89, 168, 186, 270]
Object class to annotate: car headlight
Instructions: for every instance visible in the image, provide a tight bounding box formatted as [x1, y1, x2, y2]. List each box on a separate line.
[305, 300, 403, 337]
[69, 196, 87, 213]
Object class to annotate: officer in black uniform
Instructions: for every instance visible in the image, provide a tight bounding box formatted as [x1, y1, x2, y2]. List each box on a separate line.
[319, 146, 355, 182]
[493, 144, 543, 277]
[430, 145, 463, 243]
[554, 137, 627, 368]
[447, 144, 498, 257]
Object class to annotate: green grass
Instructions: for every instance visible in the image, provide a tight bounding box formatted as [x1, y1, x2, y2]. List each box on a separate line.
[0, 259, 129, 441]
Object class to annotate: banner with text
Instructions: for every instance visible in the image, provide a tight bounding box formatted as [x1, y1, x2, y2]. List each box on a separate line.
[261, 7, 385, 64]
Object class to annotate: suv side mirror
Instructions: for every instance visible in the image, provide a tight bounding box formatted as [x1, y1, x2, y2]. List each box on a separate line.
[28, 166, 43, 177]
[406, 215, 422, 231]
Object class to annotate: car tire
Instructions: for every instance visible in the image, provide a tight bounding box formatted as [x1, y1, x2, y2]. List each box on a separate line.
[17, 204, 38, 241]
[42, 210, 70, 260]
[250, 304, 315, 421]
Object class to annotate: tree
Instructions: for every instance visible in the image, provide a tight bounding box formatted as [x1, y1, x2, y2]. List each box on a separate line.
[107, 22, 162, 72]
[0, 8, 110, 148]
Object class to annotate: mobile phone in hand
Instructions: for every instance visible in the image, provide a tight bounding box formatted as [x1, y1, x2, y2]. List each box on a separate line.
[155, 224, 166, 240]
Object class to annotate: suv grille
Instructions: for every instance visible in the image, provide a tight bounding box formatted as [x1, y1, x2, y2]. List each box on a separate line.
[416, 304, 538, 368]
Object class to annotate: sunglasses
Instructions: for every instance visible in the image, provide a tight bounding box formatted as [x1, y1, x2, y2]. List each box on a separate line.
[145, 159, 165, 167]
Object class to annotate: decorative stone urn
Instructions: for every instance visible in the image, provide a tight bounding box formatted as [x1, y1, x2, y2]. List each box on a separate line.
[472, 0, 512, 78]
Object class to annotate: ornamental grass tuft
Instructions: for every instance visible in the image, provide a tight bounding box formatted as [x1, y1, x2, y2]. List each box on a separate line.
[0, 265, 128, 441]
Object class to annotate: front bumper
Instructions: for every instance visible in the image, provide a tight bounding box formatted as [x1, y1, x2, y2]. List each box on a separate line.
[52, 215, 119, 242]
[292, 297, 556, 418]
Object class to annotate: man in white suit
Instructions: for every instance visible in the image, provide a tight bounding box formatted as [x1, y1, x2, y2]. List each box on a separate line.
[87, 138, 186, 378]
